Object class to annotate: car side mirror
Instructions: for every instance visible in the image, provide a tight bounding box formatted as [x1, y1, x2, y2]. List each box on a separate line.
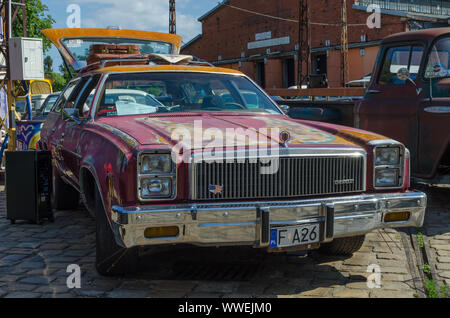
[397, 68, 421, 96]
[61, 108, 81, 124]
[280, 105, 290, 114]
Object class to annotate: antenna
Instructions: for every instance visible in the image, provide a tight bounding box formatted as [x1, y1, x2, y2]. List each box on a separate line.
[169, 0, 176, 34]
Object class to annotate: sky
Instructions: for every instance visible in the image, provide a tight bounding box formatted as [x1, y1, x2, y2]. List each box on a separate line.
[42, 0, 222, 72]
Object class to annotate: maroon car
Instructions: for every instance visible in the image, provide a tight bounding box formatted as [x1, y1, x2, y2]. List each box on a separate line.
[41, 29, 426, 276]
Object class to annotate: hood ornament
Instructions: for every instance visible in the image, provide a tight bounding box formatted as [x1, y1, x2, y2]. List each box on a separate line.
[279, 130, 290, 147]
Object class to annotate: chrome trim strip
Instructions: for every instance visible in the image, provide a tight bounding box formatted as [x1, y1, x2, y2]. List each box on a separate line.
[270, 217, 324, 225]
[199, 222, 259, 227]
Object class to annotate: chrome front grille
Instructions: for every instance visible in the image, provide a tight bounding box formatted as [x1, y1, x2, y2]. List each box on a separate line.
[191, 153, 366, 200]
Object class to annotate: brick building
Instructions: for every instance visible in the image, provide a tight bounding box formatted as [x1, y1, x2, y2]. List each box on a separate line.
[181, 0, 449, 88]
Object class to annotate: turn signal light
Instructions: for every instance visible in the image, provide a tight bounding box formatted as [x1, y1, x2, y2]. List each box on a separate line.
[144, 226, 179, 239]
[384, 212, 410, 223]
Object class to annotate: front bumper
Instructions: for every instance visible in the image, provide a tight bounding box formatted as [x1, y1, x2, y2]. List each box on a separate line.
[111, 191, 426, 249]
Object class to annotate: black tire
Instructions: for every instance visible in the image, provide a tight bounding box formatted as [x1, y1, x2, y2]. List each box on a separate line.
[319, 235, 365, 255]
[52, 166, 80, 210]
[94, 185, 138, 276]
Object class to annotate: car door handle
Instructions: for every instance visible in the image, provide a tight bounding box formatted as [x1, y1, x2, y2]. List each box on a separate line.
[366, 89, 380, 95]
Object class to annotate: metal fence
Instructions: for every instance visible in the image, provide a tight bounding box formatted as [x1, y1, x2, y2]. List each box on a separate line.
[356, 0, 450, 16]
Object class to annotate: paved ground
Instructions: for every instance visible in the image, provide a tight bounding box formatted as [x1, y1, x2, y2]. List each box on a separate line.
[0, 182, 447, 298]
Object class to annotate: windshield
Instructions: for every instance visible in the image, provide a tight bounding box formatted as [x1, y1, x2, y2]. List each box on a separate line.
[425, 36, 450, 79]
[39, 95, 59, 115]
[97, 72, 282, 117]
[15, 100, 26, 113]
[62, 37, 173, 69]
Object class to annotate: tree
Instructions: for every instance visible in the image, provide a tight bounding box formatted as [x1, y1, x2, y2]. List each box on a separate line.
[43, 55, 68, 92]
[12, 0, 55, 53]
[59, 63, 75, 83]
[44, 55, 53, 74]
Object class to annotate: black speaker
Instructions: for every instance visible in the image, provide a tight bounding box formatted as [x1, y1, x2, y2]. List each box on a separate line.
[5, 150, 53, 224]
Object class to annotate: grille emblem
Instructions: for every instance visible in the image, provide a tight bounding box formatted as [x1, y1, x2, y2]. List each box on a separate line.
[334, 179, 355, 185]
[208, 185, 223, 195]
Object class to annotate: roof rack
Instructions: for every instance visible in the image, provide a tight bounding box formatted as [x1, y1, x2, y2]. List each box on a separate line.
[80, 53, 215, 73]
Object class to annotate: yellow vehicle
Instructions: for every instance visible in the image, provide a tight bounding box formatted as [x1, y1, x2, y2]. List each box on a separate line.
[15, 79, 53, 118]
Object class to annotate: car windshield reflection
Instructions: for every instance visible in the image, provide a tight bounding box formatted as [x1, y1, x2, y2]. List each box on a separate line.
[96, 72, 282, 117]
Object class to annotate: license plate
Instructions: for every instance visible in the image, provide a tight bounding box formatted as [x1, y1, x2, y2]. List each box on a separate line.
[270, 223, 320, 248]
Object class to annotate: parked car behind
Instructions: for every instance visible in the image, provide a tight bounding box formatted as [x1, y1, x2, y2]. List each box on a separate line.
[34, 92, 61, 120]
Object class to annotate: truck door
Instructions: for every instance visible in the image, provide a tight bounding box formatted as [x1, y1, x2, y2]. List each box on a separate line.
[358, 44, 425, 172]
[418, 35, 450, 178]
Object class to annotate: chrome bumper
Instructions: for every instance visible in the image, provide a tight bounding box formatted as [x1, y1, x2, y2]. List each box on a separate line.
[111, 191, 426, 249]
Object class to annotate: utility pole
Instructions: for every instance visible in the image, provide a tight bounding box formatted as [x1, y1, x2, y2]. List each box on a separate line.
[169, 0, 176, 34]
[298, 0, 310, 87]
[0, 0, 27, 151]
[341, 0, 349, 87]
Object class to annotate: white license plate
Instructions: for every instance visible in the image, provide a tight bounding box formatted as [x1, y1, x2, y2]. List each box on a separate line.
[270, 223, 320, 248]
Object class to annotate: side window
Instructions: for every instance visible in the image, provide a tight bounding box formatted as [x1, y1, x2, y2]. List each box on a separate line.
[62, 77, 90, 111]
[425, 36, 450, 79]
[73, 75, 101, 117]
[378, 45, 424, 84]
[52, 79, 80, 112]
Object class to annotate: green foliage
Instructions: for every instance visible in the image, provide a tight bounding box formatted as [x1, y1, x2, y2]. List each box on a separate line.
[58, 63, 75, 83]
[422, 264, 431, 275]
[416, 230, 424, 248]
[47, 72, 66, 92]
[44, 55, 53, 74]
[12, 0, 55, 53]
[424, 279, 438, 298]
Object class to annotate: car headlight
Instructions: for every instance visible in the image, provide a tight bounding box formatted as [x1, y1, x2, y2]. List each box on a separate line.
[138, 152, 176, 200]
[375, 168, 399, 187]
[140, 177, 172, 198]
[375, 147, 400, 165]
[371, 142, 404, 188]
[140, 154, 172, 174]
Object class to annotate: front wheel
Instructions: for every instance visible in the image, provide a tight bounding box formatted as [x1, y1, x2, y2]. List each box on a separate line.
[319, 235, 365, 255]
[94, 185, 138, 276]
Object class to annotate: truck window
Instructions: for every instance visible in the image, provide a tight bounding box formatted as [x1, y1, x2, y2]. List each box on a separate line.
[378, 45, 424, 85]
[424, 36, 450, 79]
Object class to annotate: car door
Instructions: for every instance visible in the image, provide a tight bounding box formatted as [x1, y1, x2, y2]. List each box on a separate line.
[60, 75, 102, 187]
[357, 43, 425, 172]
[417, 35, 450, 178]
[42, 79, 80, 171]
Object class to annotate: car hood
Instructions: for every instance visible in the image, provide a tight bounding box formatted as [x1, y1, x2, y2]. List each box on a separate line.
[93, 113, 380, 151]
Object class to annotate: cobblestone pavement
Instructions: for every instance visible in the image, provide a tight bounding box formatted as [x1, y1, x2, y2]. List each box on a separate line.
[414, 183, 450, 295]
[1, 183, 444, 298]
